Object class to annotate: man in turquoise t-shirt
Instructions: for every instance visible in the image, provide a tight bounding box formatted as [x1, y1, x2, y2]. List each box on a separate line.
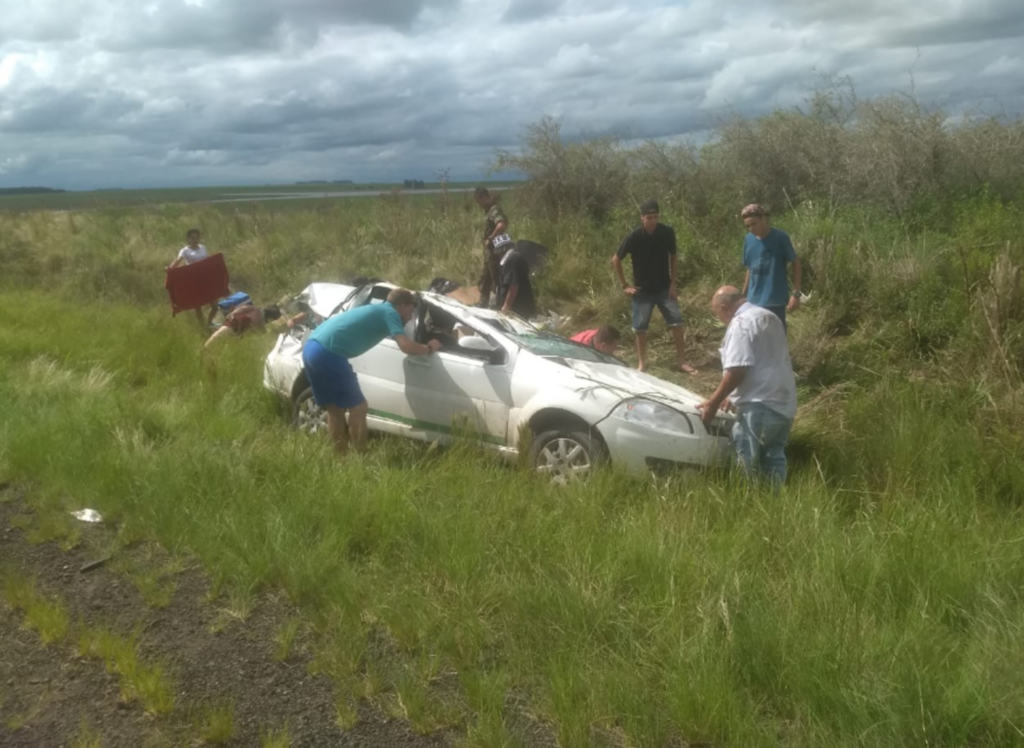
[740, 204, 802, 328]
[303, 287, 441, 455]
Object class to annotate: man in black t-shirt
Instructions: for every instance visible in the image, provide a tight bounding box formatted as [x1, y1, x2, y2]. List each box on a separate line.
[496, 246, 537, 319]
[611, 199, 697, 374]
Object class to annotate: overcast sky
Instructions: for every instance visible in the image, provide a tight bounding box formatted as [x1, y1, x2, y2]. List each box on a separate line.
[2, 0, 1023, 190]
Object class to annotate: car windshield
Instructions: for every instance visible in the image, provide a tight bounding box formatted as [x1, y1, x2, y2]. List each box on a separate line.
[510, 331, 624, 366]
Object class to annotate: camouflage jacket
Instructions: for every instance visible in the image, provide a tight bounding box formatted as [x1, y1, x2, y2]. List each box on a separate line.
[483, 203, 509, 242]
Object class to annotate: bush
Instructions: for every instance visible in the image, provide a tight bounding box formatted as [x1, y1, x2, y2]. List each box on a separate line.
[494, 116, 629, 221]
[497, 79, 1024, 234]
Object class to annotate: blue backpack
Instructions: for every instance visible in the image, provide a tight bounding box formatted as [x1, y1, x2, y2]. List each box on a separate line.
[217, 292, 251, 310]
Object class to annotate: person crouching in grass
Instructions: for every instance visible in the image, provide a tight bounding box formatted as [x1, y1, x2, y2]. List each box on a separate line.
[204, 304, 282, 348]
[302, 288, 442, 456]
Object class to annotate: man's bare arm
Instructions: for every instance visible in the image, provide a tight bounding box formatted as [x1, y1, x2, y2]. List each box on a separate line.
[488, 220, 508, 240]
[787, 257, 803, 312]
[394, 335, 441, 356]
[699, 367, 749, 425]
[501, 285, 519, 313]
[204, 325, 233, 349]
[611, 254, 636, 293]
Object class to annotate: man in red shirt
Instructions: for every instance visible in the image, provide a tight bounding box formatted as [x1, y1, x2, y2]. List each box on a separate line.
[570, 325, 621, 356]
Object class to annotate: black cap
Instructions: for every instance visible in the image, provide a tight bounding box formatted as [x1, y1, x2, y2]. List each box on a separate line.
[640, 199, 659, 215]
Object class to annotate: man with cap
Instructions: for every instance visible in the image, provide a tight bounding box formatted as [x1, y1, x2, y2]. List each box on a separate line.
[611, 199, 696, 374]
[739, 204, 802, 327]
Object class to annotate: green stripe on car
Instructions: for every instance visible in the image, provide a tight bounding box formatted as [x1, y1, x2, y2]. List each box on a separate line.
[368, 408, 506, 446]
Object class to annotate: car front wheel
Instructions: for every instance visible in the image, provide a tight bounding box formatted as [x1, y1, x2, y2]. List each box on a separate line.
[292, 387, 328, 434]
[529, 428, 605, 484]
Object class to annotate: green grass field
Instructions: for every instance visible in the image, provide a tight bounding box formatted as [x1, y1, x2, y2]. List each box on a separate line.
[1, 291, 1023, 747]
[0, 181, 518, 212]
[1, 108, 1023, 746]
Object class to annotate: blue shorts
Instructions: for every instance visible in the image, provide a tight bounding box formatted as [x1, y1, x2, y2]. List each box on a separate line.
[301, 339, 365, 409]
[632, 290, 684, 332]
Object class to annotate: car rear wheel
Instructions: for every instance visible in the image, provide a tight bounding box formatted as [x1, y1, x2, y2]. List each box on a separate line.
[292, 387, 328, 434]
[529, 428, 605, 484]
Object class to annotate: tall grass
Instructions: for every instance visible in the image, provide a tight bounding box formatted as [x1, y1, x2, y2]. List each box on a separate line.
[2, 183, 1021, 385]
[1, 293, 1024, 746]
[0, 193, 488, 309]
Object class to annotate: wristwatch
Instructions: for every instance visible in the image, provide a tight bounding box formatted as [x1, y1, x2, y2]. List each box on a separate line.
[791, 290, 801, 297]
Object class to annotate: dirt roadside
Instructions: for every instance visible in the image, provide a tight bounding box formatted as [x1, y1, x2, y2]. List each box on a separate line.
[0, 493, 452, 748]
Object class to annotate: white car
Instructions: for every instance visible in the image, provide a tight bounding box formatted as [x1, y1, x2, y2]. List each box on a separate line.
[263, 281, 734, 479]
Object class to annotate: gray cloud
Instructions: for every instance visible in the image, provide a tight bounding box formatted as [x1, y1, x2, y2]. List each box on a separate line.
[775, 0, 1024, 48]
[502, 0, 565, 23]
[0, 1, 85, 44]
[100, 0, 461, 54]
[884, 5, 1024, 47]
[0, 88, 143, 134]
[4, 0, 461, 52]
[0, 0, 1022, 189]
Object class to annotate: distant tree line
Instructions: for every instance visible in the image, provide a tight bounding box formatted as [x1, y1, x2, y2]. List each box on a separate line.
[0, 187, 67, 195]
[294, 180, 354, 185]
[404, 179, 426, 189]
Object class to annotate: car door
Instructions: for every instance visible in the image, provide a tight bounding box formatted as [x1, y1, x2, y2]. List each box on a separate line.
[350, 336, 419, 434]
[400, 303, 515, 446]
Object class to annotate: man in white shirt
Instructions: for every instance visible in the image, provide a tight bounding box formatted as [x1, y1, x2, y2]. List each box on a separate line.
[699, 285, 797, 484]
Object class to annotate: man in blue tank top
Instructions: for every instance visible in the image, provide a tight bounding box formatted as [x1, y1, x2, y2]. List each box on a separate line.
[303, 288, 441, 456]
[740, 204, 802, 328]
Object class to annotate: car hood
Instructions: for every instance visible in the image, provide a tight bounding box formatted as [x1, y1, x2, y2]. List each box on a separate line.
[558, 359, 707, 412]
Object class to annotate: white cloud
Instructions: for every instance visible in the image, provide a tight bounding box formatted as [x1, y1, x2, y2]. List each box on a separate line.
[547, 43, 608, 79]
[981, 55, 1024, 77]
[162, 148, 231, 166]
[0, 0, 1022, 188]
[0, 155, 29, 174]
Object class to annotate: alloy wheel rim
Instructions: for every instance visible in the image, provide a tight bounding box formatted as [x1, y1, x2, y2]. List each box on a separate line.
[298, 399, 327, 433]
[536, 437, 592, 484]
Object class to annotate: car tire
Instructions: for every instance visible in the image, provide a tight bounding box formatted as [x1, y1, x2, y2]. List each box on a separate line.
[292, 387, 328, 434]
[529, 428, 605, 484]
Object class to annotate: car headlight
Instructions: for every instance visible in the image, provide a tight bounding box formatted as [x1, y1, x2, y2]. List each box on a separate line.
[609, 399, 694, 436]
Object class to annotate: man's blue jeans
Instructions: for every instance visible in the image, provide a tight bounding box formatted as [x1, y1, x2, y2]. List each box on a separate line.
[733, 402, 793, 485]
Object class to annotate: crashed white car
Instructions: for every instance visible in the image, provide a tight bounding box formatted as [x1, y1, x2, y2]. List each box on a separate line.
[263, 281, 733, 479]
